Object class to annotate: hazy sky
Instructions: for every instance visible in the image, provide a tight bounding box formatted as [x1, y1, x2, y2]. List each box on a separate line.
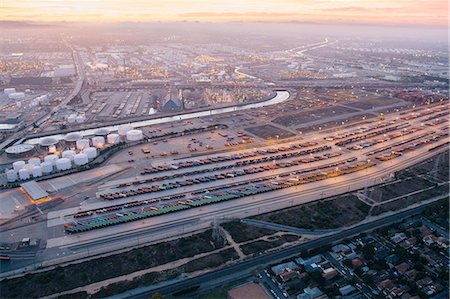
[1, 0, 447, 26]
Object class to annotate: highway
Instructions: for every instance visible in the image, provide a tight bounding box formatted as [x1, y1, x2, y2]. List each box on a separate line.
[122, 197, 447, 299]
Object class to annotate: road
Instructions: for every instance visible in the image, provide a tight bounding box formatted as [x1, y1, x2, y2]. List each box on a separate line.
[120, 197, 447, 299]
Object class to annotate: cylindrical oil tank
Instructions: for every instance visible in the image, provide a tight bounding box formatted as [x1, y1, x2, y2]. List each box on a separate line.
[19, 168, 30, 180]
[95, 128, 110, 137]
[126, 129, 143, 141]
[67, 114, 76, 123]
[107, 133, 120, 144]
[41, 161, 53, 174]
[118, 124, 132, 136]
[76, 139, 90, 150]
[6, 170, 18, 182]
[83, 147, 97, 159]
[62, 150, 76, 160]
[92, 136, 105, 149]
[44, 154, 59, 165]
[13, 160, 26, 172]
[56, 158, 71, 171]
[28, 157, 41, 166]
[75, 115, 86, 123]
[74, 153, 89, 166]
[32, 165, 43, 177]
[65, 132, 82, 146]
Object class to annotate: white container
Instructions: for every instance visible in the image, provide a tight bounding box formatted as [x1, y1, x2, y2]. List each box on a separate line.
[76, 139, 90, 150]
[126, 129, 143, 141]
[9, 92, 25, 100]
[107, 133, 120, 144]
[56, 158, 71, 171]
[92, 136, 105, 148]
[19, 168, 30, 180]
[83, 147, 97, 159]
[13, 161, 26, 172]
[6, 170, 18, 182]
[62, 150, 76, 160]
[4, 88, 16, 95]
[74, 153, 89, 166]
[44, 154, 59, 165]
[41, 161, 53, 174]
[32, 165, 43, 177]
[28, 157, 41, 166]
[118, 124, 132, 136]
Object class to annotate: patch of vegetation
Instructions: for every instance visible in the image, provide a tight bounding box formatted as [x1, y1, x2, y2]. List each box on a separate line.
[221, 220, 277, 243]
[92, 248, 238, 298]
[240, 234, 300, 255]
[253, 194, 369, 230]
[0, 230, 225, 298]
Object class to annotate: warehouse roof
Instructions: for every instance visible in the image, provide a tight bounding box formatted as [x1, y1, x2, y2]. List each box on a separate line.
[20, 181, 49, 201]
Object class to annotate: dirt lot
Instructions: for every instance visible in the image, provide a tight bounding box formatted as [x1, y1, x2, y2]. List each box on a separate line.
[345, 96, 403, 110]
[253, 194, 370, 230]
[272, 106, 357, 127]
[397, 150, 449, 182]
[244, 124, 295, 140]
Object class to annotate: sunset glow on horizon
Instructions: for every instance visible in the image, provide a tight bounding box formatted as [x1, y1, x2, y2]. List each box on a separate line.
[1, 0, 448, 26]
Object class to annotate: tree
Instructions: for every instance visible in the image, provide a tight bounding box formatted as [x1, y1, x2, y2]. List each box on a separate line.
[150, 292, 164, 299]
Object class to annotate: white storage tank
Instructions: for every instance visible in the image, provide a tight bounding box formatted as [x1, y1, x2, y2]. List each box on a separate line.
[126, 129, 143, 141]
[74, 153, 89, 166]
[67, 114, 76, 123]
[118, 124, 132, 136]
[92, 136, 105, 149]
[76, 139, 90, 150]
[95, 128, 110, 136]
[56, 158, 71, 171]
[6, 170, 18, 183]
[62, 150, 76, 160]
[44, 154, 59, 165]
[65, 132, 82, 145]
[75, 115, 86, 123]
[13, 161, 26, 172]
[83, 147, 97, 159]
[41, 161, 53, 174]
[107, 133, 120, 144]
[28, 157, 41, 166]
[19, 168, 30, 180]
[32, 165, 43, 177]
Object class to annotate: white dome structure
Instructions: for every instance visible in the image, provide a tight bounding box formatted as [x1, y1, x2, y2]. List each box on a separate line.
[19, 168, 30, 180]
[32, 166, 43, 177]
[76, 139, 90, 150]
[65, 132, 82, 143]
[56, 158, 71, 171]
[92, 136, 105, 148]
[41, 161, 53, 174]
[126, 129, 143, 141]
[95, 128, 110, 136]
[28, 157, 41, 166]
[107, 133, 120, 144]
[13, 161, 26, 172]
[118, 124, 132, 136]
[74, 153, 89, 166]
[44, 154, 59, 165]
[62, 150, 76, 160]
[6, 170, 18, 183]
[83, 147, 97, 159]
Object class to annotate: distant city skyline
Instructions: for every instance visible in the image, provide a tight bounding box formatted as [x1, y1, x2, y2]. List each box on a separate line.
[1, 0, 447, 26]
